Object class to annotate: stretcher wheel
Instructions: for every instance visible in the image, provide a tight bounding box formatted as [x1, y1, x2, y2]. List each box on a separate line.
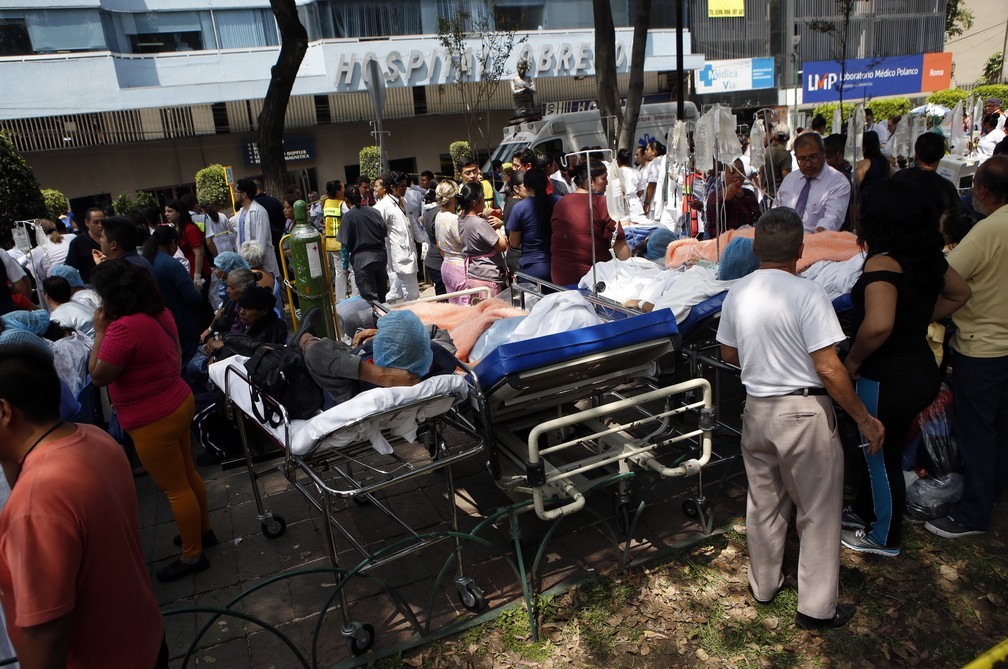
[458, 583, 487, 613]
[347, 623, 375, 656]
[682, 499, 705, 519]
[261, 516, 287, 539]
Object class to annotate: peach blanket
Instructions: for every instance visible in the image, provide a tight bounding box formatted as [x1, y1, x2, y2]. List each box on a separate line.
[665, 229, 861, 273]
[403, 299, 527, 362]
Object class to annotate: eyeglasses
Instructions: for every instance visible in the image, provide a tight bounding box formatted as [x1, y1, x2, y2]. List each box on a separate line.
[795, 153, 823, 163]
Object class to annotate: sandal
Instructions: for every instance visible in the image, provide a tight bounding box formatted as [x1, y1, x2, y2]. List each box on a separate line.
[156, 554, 210, 583]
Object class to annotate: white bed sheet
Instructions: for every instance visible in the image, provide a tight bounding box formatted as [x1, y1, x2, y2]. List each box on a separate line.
[208, 355, 469, 456]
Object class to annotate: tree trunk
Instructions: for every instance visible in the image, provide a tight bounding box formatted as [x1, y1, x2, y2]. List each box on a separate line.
[258, 0, 308, 198]
[593, 0, 623, 147]
[618, 0, 651, 150]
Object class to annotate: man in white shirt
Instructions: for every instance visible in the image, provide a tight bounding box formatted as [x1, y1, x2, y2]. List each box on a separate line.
[983, 98, 1006, 132]
[234, 178, 280, 277]
[717, 207, 884, 630]
[977, 113, 1006, 161]
[375, 172, 419, 303]
[864, 108, 890, 155]
[773, 132, 851, 233]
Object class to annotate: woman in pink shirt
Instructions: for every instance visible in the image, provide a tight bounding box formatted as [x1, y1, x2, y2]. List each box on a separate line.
[88, 259, 215, 582]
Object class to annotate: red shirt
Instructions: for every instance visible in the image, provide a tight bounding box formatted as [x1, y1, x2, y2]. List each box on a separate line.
[0, 425, 164, 668]
[549, 192, 626, 286]
[99, 309, 191, 431]
[179, 223, 211, 278]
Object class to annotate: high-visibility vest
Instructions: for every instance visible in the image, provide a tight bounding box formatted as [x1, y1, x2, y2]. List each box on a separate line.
[323, 198, 343, 252]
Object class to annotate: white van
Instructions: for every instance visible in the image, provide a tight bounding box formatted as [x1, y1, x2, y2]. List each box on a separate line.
[487, 101, 699, 167]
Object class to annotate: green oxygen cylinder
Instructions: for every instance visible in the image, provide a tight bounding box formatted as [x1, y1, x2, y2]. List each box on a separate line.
[288, 199, 337, 339]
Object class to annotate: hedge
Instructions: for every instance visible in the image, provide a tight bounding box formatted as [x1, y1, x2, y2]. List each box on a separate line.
[0, 130, 47, 247]
[449, 141, 473, 176]
[195, 164, 230, 209]
[112, 191, 157, 217]
[927, 85, 1008, 107]
[812, 98, 912, 126]
[41, 188, 67, 222]
[358, 146, 382, 181]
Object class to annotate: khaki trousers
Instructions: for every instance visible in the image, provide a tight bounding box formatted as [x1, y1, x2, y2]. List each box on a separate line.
[741, 394, 843, 620]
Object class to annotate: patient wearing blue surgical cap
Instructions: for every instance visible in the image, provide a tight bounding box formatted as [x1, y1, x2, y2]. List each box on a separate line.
[373, 311, 434, 377]
[718, 237, 760, 281]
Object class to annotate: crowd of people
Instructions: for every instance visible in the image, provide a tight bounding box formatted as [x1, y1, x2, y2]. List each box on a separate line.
[0, 99, 1006, 662]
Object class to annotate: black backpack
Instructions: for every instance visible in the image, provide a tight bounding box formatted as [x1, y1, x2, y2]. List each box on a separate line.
[244, 344, 324, 427]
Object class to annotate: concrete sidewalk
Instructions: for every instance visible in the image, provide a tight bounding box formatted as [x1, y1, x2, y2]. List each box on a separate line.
[141, 434, 747, 668]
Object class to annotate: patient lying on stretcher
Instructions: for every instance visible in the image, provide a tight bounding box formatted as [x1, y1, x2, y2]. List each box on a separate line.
[297, 308, 458, 405]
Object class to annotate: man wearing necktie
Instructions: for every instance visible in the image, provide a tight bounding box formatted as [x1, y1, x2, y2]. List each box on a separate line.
[773, 133, 851, 233]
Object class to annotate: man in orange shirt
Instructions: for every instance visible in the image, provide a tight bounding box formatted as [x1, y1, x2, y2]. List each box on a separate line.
[0, 344, 167, 668]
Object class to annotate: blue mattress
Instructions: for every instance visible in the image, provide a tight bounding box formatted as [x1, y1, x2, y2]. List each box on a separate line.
[473, 308, 679, 391]
[679, 291, 727, 335]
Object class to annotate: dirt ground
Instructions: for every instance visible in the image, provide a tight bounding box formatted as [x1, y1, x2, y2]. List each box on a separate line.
[385, 501, 1008, 669]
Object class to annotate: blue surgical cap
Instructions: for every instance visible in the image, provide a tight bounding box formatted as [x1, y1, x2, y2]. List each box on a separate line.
[0, 329, 53, 357]
[50, 264, 84, 288]
[373, 311, 433, 377]
[2, 310, 50, 335]
[719, 237, 761, 281]
[214, 252, 250, 274]
[645, 228, 678, 262]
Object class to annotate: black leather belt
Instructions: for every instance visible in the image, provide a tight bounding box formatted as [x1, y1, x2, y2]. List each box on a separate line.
[787, 387, 828, 396]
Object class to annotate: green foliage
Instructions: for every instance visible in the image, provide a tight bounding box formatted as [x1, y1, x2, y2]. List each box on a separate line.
[945, 0, 974, 38]
[449, 140, 473, 175]
[974, 83, 1008, 103]
[41, 188, 67, 222]
[195, 164, 230, 209]
[926, 88, 970, 107]
[812, 98, 911, 126]
[358, 145, 382, 181]
[112, 191, 157, 218]
[0, 130, 47, 247]
[980, 52, 1004, 86]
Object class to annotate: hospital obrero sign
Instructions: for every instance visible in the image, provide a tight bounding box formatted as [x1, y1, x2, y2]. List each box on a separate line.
[802, 53, 952, 104]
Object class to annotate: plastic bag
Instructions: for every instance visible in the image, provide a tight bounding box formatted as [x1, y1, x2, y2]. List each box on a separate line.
[604, 159, 627, 221]
[905, 473, 964, 521]
[694, 110, 714, 172]
[748, 122, 766, 171]
[914, 383, 962, 477]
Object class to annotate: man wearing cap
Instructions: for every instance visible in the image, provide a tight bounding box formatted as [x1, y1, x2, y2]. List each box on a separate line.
[49, 265, 100, 312]
[984, 98, 1005, 132]
[295, 308, 455, 405]
[761, 124, 792, 199]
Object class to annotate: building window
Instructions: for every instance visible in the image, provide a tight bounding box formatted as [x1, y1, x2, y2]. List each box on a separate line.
[319, 0, 422, 38]
[117, 11, 213, 54]
[215, 9, 279, 49]
[25, 9, 106, 53]
[494, 0, 544, 31]
[0, 18, 32, 56]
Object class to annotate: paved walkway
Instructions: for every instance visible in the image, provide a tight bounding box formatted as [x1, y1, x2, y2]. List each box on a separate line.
[142, 429, 748, 667]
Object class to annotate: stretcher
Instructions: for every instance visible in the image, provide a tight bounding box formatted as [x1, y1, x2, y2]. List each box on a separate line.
[207, 354, 486, 657]
[466, 275, 717, 531]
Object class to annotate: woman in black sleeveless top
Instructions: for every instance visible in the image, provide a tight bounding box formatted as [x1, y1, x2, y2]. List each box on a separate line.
[841, 180, 970, 556]
[856, 130, 891, 206]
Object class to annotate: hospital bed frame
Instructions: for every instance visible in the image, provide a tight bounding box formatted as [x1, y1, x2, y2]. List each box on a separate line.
[220, 361, 487, 657]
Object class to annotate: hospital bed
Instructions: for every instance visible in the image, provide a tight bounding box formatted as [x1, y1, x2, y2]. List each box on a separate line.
[466, 275, 717, 533]
[207, 354, 487, 656]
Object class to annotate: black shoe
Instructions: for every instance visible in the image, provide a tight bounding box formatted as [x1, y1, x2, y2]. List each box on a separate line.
[156, 554, 210, 583]
[173, 530, 219, 549]
[293, 307, 323, 347]
[796, 603, 856, 630]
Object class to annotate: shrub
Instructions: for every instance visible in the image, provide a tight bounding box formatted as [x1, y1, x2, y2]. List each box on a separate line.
[927, 89, 971, 107]
[813, 98, 912, 127]
[195, 164, 230, 209]
[0, 130, 47, 247]
[358, 146, 382, 181]
[449, 140, 473, 175]
[41, 188, 67, 222]
[111, 191, 158, 218]
[973, 84, 1008, 104]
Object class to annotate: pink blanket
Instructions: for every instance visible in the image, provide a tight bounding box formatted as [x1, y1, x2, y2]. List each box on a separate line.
[404, 299, 527, 362]
[665, 229, 861, 273]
